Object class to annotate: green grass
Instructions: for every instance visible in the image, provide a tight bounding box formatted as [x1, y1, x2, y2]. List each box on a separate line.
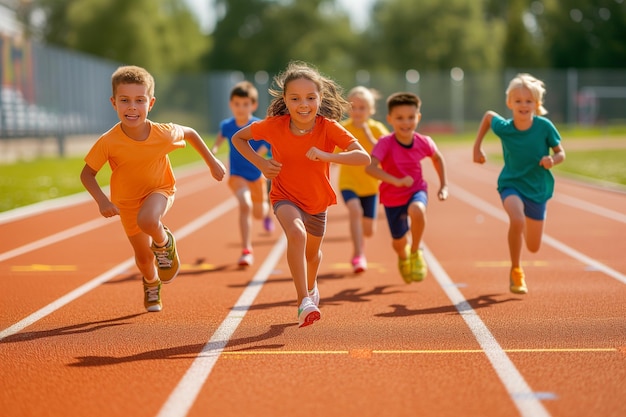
[1, 130, 624, 213]
[0, 137, 222, 213]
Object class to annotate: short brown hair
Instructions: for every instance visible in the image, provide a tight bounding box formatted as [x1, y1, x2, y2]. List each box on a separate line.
[387, 92, 421, 114]
[230, 81, 258, 103]
[111, 65, 155, 98]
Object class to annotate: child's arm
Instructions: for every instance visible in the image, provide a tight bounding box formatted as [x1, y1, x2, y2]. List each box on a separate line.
[365, 156, 414, 188]
[431, 150, 449, 200]
[80, 164, 119, 218]
[473, 111, 497, 164]
[182, 126, 226, 181]
[232, 125, 282, 179]
[211, 132, 225, 155]
[539, 144, 566, 169]
[306, 142, 370, 166]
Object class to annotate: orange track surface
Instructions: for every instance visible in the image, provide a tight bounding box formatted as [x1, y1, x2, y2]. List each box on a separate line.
[1, 145, 625, 417]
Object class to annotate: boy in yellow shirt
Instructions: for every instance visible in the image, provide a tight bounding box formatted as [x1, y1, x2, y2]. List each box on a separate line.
[81, 65, 225, 312]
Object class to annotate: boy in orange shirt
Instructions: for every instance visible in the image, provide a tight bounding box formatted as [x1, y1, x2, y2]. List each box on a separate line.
[81, 65, 225, 312]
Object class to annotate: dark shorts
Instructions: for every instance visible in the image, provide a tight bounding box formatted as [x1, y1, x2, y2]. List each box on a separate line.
[341, 190, 378, 219]
[500, 188, 547, 220]
[384, 190, 428, 239]
[273, 200, 327, 237]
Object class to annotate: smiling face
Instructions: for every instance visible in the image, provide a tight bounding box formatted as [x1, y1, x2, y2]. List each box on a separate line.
[386, 104, 421, 143]
[348, 95, 374, 126]
[283, 77, 321, 129]
[110, 82, 155, 129]
[506, 86, 538, 123]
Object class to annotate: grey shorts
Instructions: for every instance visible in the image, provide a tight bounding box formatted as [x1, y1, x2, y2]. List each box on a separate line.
[273, 200, 327, 237]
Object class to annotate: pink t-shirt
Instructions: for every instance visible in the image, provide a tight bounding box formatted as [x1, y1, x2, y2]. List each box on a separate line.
[250, 115, 357, 214]
[371, 132, 437, 207]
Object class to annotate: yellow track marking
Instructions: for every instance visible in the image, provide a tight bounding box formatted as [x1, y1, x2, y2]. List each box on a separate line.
[11, 264, 77, 272]
[221, 348, 617, 356]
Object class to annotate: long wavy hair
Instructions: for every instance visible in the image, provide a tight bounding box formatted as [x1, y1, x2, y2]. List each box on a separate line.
[266, 61, 350, 121]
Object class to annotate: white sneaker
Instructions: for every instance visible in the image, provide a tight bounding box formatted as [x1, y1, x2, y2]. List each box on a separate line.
[238, 250, 253, 267]
[298, 297, 321, 328]
[308, 284, 320, 307]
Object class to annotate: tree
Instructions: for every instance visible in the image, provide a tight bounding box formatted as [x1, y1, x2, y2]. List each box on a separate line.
[366, 0, 505, 71]
[205, 0, 357, 77]
[538, 0, 626, 68]
[30, 0, 209, 74]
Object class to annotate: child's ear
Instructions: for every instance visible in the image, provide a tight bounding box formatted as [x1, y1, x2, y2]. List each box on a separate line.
[148, 96, 156, 111]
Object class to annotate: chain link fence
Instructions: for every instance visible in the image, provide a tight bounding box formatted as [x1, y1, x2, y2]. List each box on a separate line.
[2, 37, 625, 155]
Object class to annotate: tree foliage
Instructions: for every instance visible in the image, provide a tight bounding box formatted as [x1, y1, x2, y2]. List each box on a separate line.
[31, 0, 209, 74]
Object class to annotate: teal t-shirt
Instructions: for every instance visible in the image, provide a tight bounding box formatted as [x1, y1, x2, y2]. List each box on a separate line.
[491, 115, 561, 203]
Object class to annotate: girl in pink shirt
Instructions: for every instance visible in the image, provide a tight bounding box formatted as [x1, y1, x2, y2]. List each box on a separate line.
[233, 61, 370, 328]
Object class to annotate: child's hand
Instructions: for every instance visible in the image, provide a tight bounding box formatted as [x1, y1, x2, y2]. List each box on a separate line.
[473, 147, 486, 164]
[396, 175, 414, 187]
[306, 146, 327, 162]
[210, 159, 226, 181]
[98, 200, 119, 218]
[438, 186, 448, 201]
[262, 159, 282, 179]
[539, 155, 554, 169]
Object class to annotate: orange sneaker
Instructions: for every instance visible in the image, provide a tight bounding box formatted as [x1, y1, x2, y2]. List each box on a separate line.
[509, 267, 528, 294]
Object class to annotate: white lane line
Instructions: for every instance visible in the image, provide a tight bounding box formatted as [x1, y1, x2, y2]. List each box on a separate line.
[452, 183, 626, 285]
[0, 217, 110, 262]
[0, 198, 236, 341]
[424, 246, 552, 417]
[157, 234, 287, 417]
[553, 194, 626, 224]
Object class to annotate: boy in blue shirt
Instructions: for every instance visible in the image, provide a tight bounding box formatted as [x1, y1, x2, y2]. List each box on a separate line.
[212, 81, 273, 267]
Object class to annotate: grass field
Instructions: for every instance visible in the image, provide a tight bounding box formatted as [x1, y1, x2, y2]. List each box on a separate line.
[0, 129, 624, 213]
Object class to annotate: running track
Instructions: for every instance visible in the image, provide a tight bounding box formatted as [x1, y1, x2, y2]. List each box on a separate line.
[1, 144, 624, 417]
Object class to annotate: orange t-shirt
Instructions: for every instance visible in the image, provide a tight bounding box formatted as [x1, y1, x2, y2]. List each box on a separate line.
[84, 121, 186, 211]
[250, 115, 357, 214]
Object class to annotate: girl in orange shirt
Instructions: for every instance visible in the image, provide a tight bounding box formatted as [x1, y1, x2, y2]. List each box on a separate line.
[233, 61, 370, 327]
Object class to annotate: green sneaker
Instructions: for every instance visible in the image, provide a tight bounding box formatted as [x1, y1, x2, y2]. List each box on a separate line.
[151, 227, 180, 283]
[143, 278, 162, 312]
[410, 249, 427, 282]
[398, 245, 412, 283]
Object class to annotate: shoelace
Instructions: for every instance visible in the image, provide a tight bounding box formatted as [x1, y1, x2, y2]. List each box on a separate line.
[145, 285, 159, 302]
[154, 248, 173, 268]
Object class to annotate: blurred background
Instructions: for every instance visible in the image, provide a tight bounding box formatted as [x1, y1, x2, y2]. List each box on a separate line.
[1, 0, 625, 149]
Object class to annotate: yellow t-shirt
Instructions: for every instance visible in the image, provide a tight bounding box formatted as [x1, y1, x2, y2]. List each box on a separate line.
[85, 121, 186, 211]
[338, 118, 389, 196]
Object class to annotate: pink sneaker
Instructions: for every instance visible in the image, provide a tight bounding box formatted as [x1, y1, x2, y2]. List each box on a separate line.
[238, 249, 253, 267]
[351, 255, 367, 273]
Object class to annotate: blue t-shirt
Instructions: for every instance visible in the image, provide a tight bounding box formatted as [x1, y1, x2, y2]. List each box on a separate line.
[491, 115, 561, 203]
[220, 117, 270, 181]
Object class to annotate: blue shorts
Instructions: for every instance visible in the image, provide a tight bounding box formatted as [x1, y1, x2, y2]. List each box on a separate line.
[384, 190, 428, 239]
[341, 190, 378, 219]
[500, 188, 547, 220]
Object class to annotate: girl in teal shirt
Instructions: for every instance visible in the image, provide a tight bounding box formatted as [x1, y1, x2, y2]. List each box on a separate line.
[473, 73, 566, 295]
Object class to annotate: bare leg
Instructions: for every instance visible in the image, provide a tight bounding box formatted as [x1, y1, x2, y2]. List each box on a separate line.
[407, 201, 426, 253]
[275, 204, 309, 304]
[502, 195, 525, 268]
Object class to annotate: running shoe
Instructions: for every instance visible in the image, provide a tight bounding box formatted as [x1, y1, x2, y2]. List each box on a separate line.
[352, 255, 367, 273]
[410, 249, 427, 282]
[308, 284, 320, 307]
[298, 297, 321, 328]
[510, 267, 528, 294]
[398, 246, 412, 283]
[143, 278, 162, 312]
[151, 227, 180, 284]
[263, 216, 275, 232]
[238, 249, 254, 267]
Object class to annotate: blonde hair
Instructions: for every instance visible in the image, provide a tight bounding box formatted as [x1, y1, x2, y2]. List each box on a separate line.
[347, 86, 380, 114]
[111, 65, 155, 98]
[266, 61, 350, 121]
[506, 73, 548, 116]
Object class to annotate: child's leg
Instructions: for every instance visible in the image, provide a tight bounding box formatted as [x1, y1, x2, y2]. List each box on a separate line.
[392, 236, 409, 259]
[525, 219, 545, 253]
[249, 177, 269, 221]
[407, 201, 426, 253]
[275, 203, 308, 304]
[128, 232, 158, 281]
[136, 193, 169, 245]
[345, 197, 364, 258]
[502, 195, 525, 268]
[305, 234, 323, 292]
[229, 176, 253, 251]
